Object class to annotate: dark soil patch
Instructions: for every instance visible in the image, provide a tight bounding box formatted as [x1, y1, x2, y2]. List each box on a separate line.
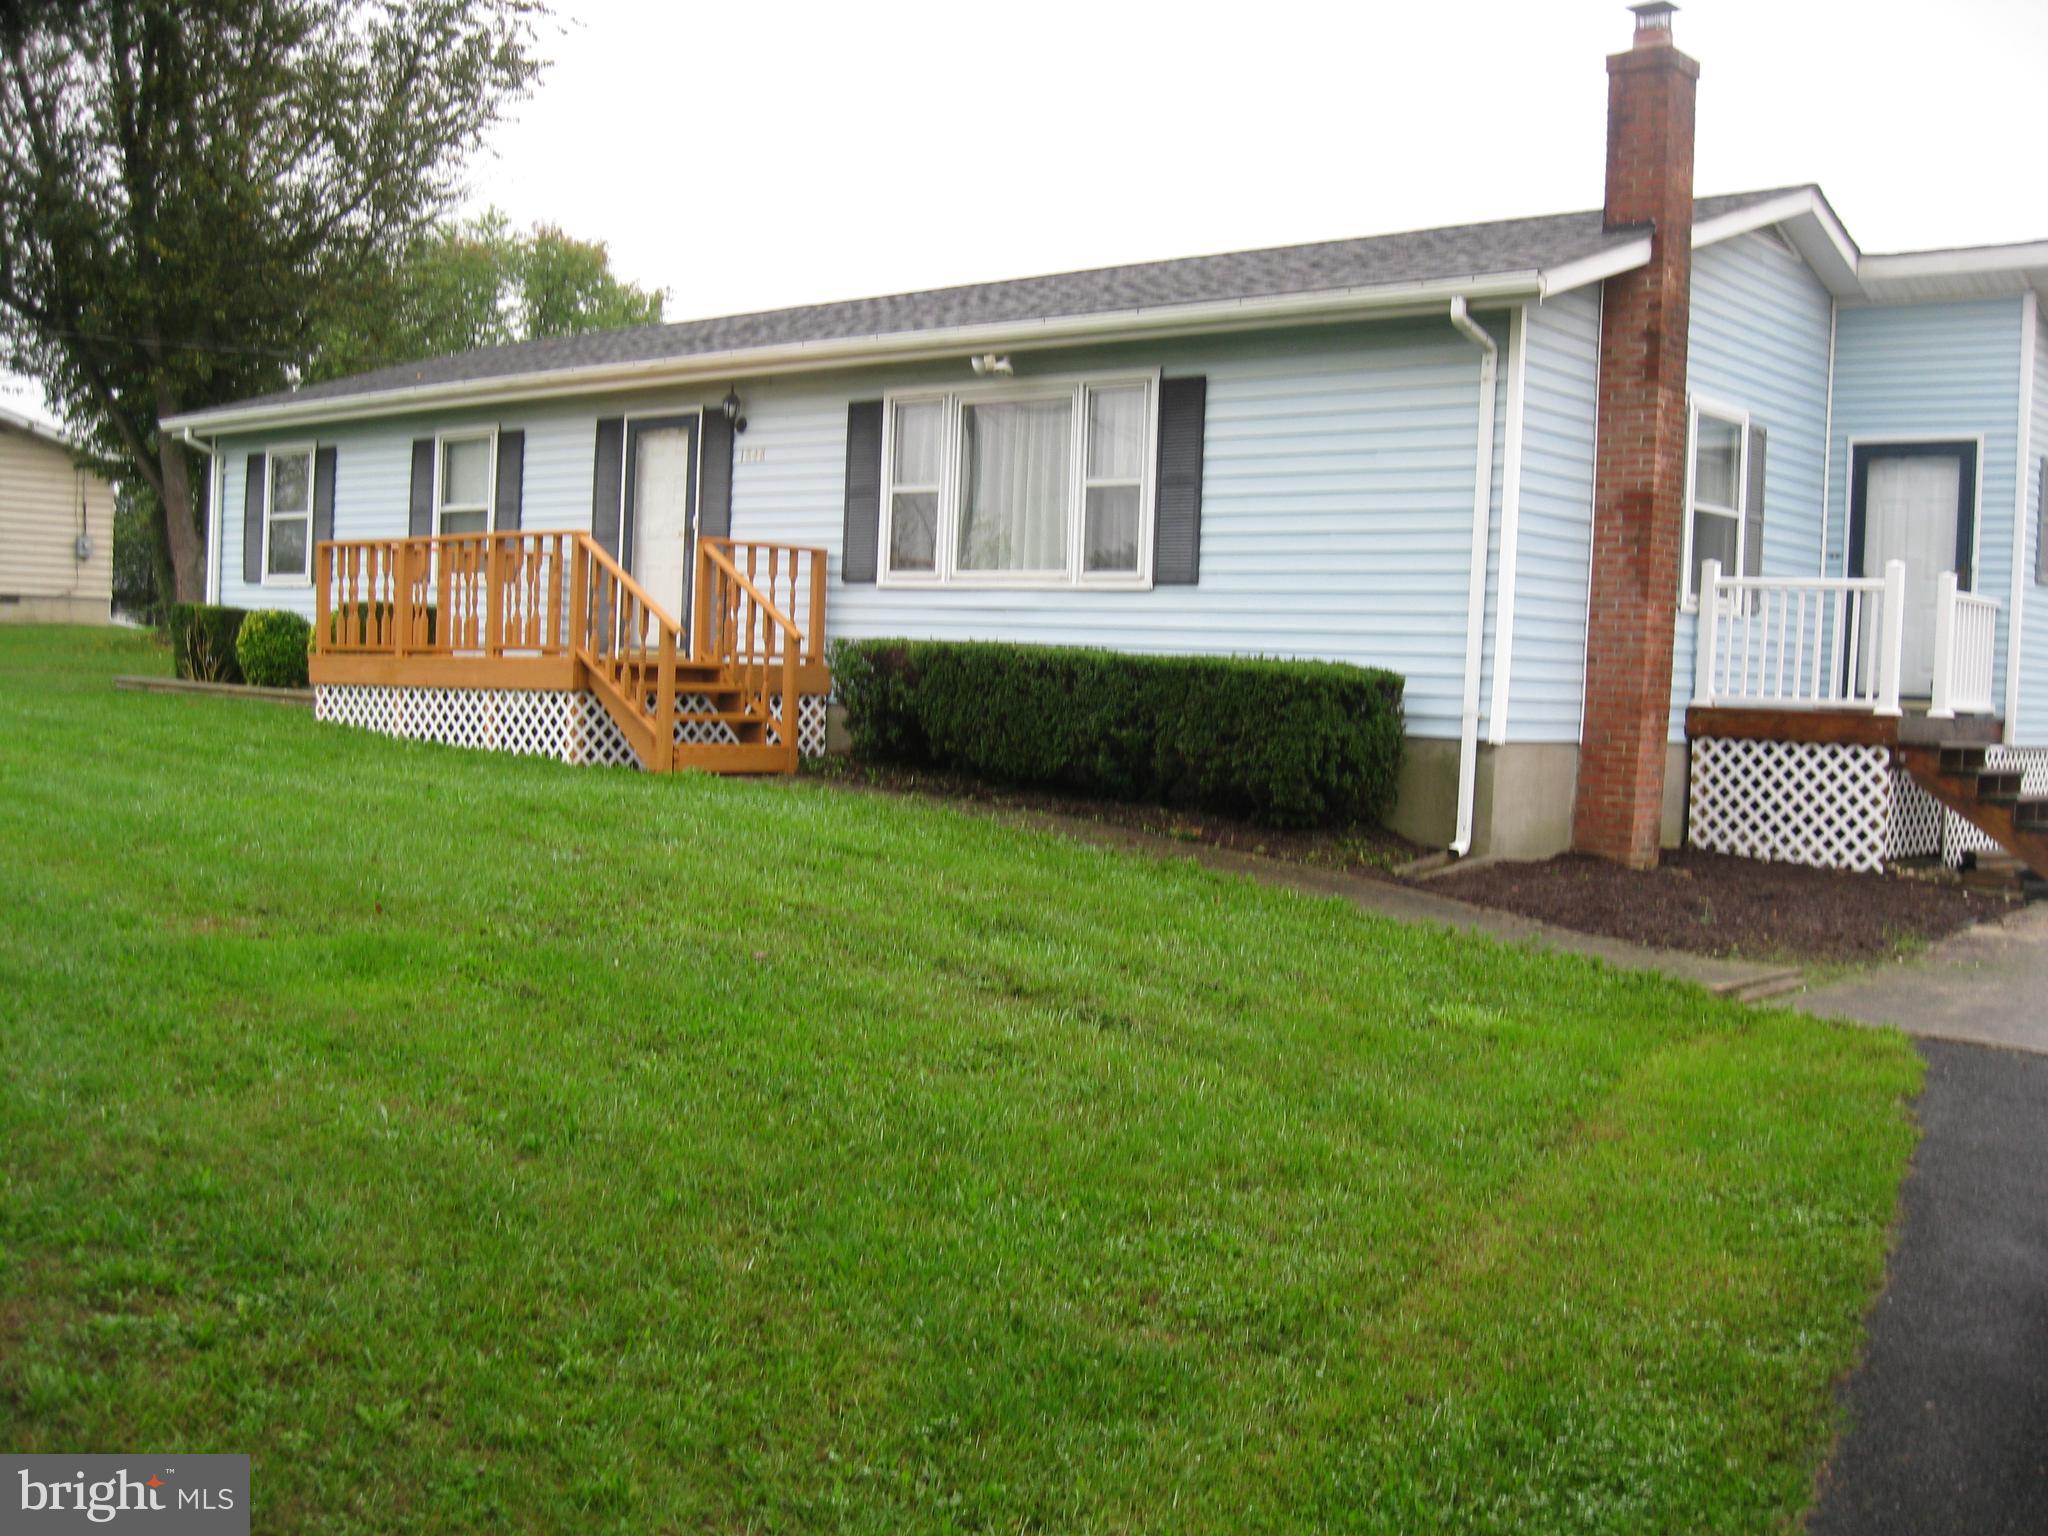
[1429, 849, 2015, 964]
[805, 758, 1424, 874]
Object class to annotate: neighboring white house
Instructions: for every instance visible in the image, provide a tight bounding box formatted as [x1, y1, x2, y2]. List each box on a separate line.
[0, 405, 113, 625]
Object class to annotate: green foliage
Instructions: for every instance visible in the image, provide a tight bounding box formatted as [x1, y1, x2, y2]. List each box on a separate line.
[305, 211, 666, 382]
[0, 1, 549, 599]
[0, 625, 1923, 1534]
[111, 487, 163, 624]
[166, 603, 247, 683]
[834, 639, 1406, 828]
[234, 608, 312, 689]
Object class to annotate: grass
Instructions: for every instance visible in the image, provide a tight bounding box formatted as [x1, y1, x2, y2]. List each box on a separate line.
[0, 625, 1920, 1533]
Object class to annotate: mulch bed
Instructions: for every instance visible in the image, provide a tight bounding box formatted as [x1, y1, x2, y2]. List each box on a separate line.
[1429, 849, 2015, 965]
[805, 759, 1424, 874]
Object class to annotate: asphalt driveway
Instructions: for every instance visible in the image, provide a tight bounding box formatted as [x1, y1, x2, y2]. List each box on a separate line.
[1801, 909, 2048, 1533]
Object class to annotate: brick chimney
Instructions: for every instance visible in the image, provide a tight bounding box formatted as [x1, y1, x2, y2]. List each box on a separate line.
[1572, 2, 1700, 868]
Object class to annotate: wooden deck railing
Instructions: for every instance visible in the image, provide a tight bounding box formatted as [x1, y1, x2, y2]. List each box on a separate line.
[313, 529, 827, 773]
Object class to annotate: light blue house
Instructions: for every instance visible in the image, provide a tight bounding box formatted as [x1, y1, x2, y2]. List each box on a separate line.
[162, 7, 2048, 874]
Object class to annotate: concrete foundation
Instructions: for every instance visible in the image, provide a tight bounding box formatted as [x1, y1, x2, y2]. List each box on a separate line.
[0, 595, 111, 624]
[1390, 738, 1690, 861]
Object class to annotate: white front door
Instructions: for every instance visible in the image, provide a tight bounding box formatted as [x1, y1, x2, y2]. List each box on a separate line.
[1853, 444, 1974, 698]
[628, 419, 698, 627]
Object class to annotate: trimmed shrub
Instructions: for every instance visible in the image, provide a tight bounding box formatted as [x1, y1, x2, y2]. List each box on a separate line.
[168, 603, 249, 683]
[833, 639, 1405, 829]
[235, 609, 314, 689]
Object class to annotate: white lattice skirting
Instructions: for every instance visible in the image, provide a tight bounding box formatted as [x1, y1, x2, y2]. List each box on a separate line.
[1690, 737, 2047, 874]
[1689, 737, 1899, 873]
[315, 685, 828, 770]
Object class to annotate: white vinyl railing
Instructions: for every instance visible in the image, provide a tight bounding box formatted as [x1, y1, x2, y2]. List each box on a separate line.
[1692, 558, 1905, 715]
[1930, 573, 2000, 719]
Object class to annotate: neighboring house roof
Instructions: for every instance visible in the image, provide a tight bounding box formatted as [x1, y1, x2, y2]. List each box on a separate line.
[163, 183, 2048, 435]
[0, 402, 81, 454]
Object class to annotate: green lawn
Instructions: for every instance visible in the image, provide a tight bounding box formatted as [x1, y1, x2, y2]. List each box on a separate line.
[0, 625, 1918, 1533]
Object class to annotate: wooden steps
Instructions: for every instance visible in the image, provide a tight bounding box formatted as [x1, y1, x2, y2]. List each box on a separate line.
[1899, 742, 2048, 880]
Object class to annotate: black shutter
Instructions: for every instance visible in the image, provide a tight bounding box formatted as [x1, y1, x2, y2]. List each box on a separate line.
[1742, 424, 1766, 578]
[699, 410, 734, 540]
[842, 400, 883, 583]
[312, 446, 336, 560]
[2037, 460, 2048, 586]
[408, 439, 435, 537]
[242, 451, 266, 584]
[591, 417, 625, 561]
[1153, 376, 1207, 585]
[494, 429, 525, 532]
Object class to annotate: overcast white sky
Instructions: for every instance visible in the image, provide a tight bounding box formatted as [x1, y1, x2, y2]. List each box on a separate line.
[6, 0, 2045, 428]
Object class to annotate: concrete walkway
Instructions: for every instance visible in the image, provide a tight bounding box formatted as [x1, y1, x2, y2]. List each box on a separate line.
[1799, 901, 2048, 1054]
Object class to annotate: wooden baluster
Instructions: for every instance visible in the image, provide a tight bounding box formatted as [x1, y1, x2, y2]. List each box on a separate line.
[392, 541, 411, 657]
[808, 550, 825, 666]
[569, 539, 588, 663]
[654, 620, 677, 772]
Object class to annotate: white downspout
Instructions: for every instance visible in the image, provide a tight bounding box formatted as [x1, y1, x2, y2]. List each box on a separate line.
[1486, 304, 1529, 745]
[1448, 296, 1500, 857]
[177, 427, 222, 605]
[2004, 289, 2037, 739]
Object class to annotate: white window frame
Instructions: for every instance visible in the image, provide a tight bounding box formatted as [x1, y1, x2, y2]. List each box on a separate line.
[878, 369, 1160, 591]
[433, 427, 497, 536]
[261, 442, 316, 587]
[1680, 396, 1750, 609]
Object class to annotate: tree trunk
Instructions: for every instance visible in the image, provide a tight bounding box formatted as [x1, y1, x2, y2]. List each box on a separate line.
[155, 432, 205, 602]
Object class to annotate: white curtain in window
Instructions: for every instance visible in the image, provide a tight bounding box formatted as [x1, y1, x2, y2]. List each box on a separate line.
[957, 399, 1070, 572]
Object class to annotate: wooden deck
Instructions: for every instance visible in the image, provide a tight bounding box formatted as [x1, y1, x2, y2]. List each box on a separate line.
[310, 530, 829, 773]
[1685, 705, 2004, 749]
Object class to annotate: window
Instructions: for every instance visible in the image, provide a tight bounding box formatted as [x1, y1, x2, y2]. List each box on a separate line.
[1683, 403, 1747, 603]
[263, 445, 314, 583]
[2036, 459, 2047, 586]
[880, 374, 1156, 587]
[436, 431, 495, 535]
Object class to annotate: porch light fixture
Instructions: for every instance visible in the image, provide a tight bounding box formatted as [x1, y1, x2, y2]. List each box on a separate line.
[969, 353, 1013, 376]
[722, 387, 747, 434]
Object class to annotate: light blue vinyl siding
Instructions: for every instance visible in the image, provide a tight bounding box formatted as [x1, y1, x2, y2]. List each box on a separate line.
[1666, 229, 1836, 738]
[214, 319, 1510, 741]
[215, 389, 714, 614]
[728, 320, 1508, 740]
[1506, 288, 1601, 743]
[1826, 296, 2026, 713]
[2015, 302, 2048, 745]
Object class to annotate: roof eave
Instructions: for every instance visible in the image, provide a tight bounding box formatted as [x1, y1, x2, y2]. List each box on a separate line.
[162, 270, 1554, 435]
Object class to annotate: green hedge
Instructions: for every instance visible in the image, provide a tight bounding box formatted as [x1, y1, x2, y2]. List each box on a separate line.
[833, 639, 1404, 829]
[168, 604, 249, 683]
[235, 609, 313, 689]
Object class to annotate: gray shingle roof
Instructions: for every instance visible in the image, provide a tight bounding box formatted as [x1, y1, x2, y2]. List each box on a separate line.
[210, 188, 1809, 419]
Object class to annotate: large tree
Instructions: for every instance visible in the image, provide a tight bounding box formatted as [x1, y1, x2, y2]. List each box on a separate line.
[307, 211, 666, 383]
[0, 0, 546, 601]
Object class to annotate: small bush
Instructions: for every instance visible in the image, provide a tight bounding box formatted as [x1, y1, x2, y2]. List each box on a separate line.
[833, 639, 1404, 829]
[168, 604, 248, 683]
[235, 609, 313, 689]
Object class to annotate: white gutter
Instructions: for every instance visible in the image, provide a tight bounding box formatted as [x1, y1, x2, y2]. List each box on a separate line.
[1485, 304, 1529, 745]
[161, 271, 1549, 436]
[1448, 295, 1500, 858]
[177, 427, 222, 604]
[2006, 289, 2037, 738]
